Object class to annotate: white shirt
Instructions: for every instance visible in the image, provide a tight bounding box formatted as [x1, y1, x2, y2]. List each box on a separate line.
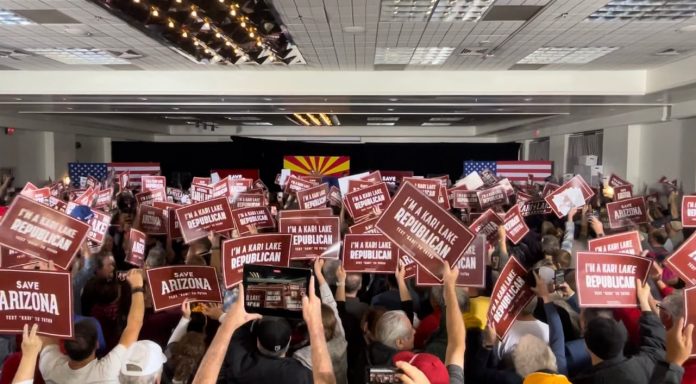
[39, 344, 127, 384]
[495, 319, 550, 361]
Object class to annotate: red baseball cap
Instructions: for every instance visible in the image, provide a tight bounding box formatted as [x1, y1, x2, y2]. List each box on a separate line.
[392, 351, 449, 384]
[0, 206, 7, 219]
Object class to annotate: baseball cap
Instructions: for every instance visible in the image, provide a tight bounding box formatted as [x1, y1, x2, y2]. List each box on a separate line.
[392, 351, 449, 384]
[255, 317, 291, 354]
[120, 340, 167, 377]
[69, 205, 94, 223]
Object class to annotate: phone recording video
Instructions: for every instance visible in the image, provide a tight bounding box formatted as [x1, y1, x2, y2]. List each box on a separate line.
[366, 367, 402, 383]
[243, 264, 311, 319]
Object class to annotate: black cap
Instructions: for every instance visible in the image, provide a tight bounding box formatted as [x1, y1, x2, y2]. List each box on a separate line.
[584, 317, 626, 360]
[256, 317, 291, 354]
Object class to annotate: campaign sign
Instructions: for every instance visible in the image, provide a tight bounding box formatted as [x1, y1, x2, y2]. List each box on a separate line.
[682, 196, 696, 228]
[418, 235, 487, 287]
[455, 172, 485, 191]
[342, 234, 399, 274]
[31, 188, 51, 206]
[141, 176, 166, 192]
[576, 252, 652, 307]
[297, 183, 329, 210]
[73, 187, 95, 206]
[400, 253, 417, 279]
[0, 247, 35, 269]
[229, 177, 253, 196]
[153, 202, 183, 239]
[231, 193, 265, 209]
[328, 186, 342, 208]
[347, 179, 377, 194]
[608, 174, 631, 188]
[279, 216, 341, 260]
[665, 233, 696, 286]
[544, 176, 595, 218]
[403, 178, 449, 209]
[344, 183, 391, 220]
[588, 231, 643, 256]
[0, 270, 73, 338]
[146, 266, 222, 312]
[221, 234, 291, 288]
[285, 175, 316, 194]
[87, 210, 111, 245]
[94, 188, 113, 209]
[191, 177, 211, 186]
[278, 208, 334, 220]
[166, 187, 184, 202]
[375, 182, 475, 280]
[361, 171, 383, 184]
[348, 216, 380, 234]
[542, 183, 560, 198]
[684, 286, 696, 357]
[135, 205, 168, 235]
[118, 172, 129, 191]
[175, 197, 235, 243]
[451, 190, 480, 211]
[488, 257, 535, 339]
[0, 196, 89, 270]
[476, 186, 509, 210]
[469, 209, 504, 248]
[504, 205, 529, 244]
[126, 228, 147, 268]
[606, 197, 648, 229]
[231, 207, 275, 235]
[136, 188, 166, 206]
[190, 185, 212, 203]
[381, 171, 414, 188]
[518, 199, 550, 217]
[614, 185, 633, 201]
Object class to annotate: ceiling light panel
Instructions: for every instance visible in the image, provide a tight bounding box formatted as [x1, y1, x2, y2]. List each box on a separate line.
[375, 48, 415, 64]
[368, 122, 397, 126]
[26, 48, 131, 65]
[588, 1, 696, 21]
[0, 10, 36, 25]
[367, 117, 400, 121]
[380, 0, 494, 22]
[517, 47, 619, 64]
[410, 47, 454, 65]
[421, 122, 451, 126]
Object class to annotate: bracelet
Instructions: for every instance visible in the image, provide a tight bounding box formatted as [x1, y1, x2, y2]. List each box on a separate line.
[131, 287, 145, 294]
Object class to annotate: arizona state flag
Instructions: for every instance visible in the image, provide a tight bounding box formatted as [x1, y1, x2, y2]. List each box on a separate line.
[283, 156, 350, 177]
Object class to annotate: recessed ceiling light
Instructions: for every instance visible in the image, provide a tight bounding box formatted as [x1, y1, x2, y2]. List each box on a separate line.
[26, 48, 131, 65]
[368, 122, 396, 126]
[588, 1, 696, 21]
[278, 107, 286, 111]
[263, 97, 273, 101]
[380, 0, 494, 22]
[138, 97, 148, 101]
[496, 108, 505, 111]
[429, 117, 463, 122]
[387, 108, 395, 111]
[343, 25, 365, 33]
[368, 117, 399, 122]
[241, 122, 273, 126]
[66, 107, 73, 110]
[0, 10, 35, 25]
[678, 24, 696, 32]
[13, 97, 22, 101]
[517, 47, 619, 64]
[374, 47, 415, 64]
[171, 107, 180, 110]
[421, 122, 451, 126]
[524, 97, 533, 102]
[389, 98, 399, 102]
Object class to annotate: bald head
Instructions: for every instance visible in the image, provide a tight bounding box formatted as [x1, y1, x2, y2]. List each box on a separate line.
[345, 273, 362, 296]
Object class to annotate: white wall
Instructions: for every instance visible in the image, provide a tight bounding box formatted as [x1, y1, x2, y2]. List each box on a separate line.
[76, 135, 112, 163]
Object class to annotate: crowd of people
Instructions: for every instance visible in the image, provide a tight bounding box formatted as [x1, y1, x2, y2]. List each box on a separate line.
[0, 169, 694, 384]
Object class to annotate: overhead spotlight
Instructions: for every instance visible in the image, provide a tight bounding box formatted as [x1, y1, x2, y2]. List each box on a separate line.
[230, 9, 237, 16]
[168, 20, 175, 28]
[190, 9, 197, 17]
[240, 21, 246, 28]
[181, 30, 188, 38]
[151, 8, 159, 17]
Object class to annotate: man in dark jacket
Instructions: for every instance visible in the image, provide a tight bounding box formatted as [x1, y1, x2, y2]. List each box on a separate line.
[224, 317, 312, 384]
[573, 279, 666, 384]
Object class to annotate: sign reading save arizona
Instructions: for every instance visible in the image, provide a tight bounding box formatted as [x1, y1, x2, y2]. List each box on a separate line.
[146, 265, 222, 312]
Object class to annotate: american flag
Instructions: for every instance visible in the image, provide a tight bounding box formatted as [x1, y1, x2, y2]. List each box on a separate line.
[68, 163, 108, 187]
[463, 160, 553, 184]
[107, 162, 161, 189]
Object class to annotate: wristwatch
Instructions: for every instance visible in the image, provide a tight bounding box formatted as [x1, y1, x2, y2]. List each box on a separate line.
[131, 286, 145, 294]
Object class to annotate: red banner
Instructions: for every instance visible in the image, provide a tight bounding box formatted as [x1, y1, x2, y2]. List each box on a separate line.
[576, 252, 652, 307]
[518, 199, 550, 217]
[126, 228, 147, 267]
[342, 234, 399, 274]
[0, 270, 73, 338]
[297, 183, 329, 210]
[348, 216, 380, 234]
[606, 197, 648, 229]
[141, 176, 166, 192]
[175, 197, 235, 243]
[469, 209, 504, 248]
[136, 188, 166, 206]
[279, 217, 341, 259]
[504, 205, 529, 244]
[375, 182, 475, 280]
[94, 188, 113, 209]
[682, 196, 696, 228]
[476, 186, 509, 209]
[230, 207, 275, 235]
[488, 257, 535, 339]
[588, 231, 643, 256]
[665, 233, 696, 286]
[87, 210, 111, 245]
[0, 196, 89, 270]
[146, 266, 222, 312]
[221, 234, 291, 288]
[135, 205, 168, 235]
[544, 175, 594, 218]
[344, 183, 391, 220]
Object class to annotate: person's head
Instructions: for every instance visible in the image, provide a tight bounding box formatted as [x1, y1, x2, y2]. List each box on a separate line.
[169, 332, 206, 382]
[579, 307, 613, 333]
[64, 320, 98, 362]
[553, 249, 572, 269]
[321, 303, 337, 341]
[145, 248, 166, 269]
[119, 340, 167, 384]
[345, 273, 362, 296]
[519, 297, 538, 318]
[430, 285, 469, 312]
[375, 310, 415, 351]
[95, 254, 116, 279]
[392, 352, 449, 384]
[649, 229, 668, 248]
[256, 317, 292, 357]
[186, 254, 207, 266]
[512, 334, 557, 377]
[584, 317, 627, 364]
[658, 290, 684, 330]
[362, 307, 387, 343]
[101, 234, 114, 253]
[186, 237, 211, 262]
[541, 235, 560, 257]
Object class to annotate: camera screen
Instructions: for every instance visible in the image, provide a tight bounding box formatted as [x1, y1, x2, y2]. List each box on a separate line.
[367, 368, 402, 384]
[243, 264, 310, 318]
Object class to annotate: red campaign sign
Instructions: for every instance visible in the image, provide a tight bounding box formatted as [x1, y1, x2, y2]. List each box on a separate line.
[279, 217, 341, 260]
[166, 187, 184, 202]
[344, 183, 391, 220]
[451, 190, 480, 211]
[0, 196, 89, 270]
[504, 205, 529, 244]
[190, 185, 212, 203]
[342, 234, 399, 274]
[518, 199, 551, 217]
[348, 216, 381, 234]
[544, 176, 595, 218]
[361, 171, 383, 183]
[402, 178, 449, 209]
[328, 186, 342, 208]
[135, 205, 168, 235]
[682, 196, 696, 228]
[542, 183, 560, 198]
[253, 179, 268, 191]
[118, 172, 129, 191]
[31, 188, 51, 206]
[297, 183, 329, 210]
[400, 253, 417, 279]
[480, 169, 499, 187]
[576, 252, 652, 308]
[88, 210, 111, 245]
[488, 257, 535, 339]
[417, 236, 487, 287]
[684, 286, 696, 357]
[20, 182, 38, 197]
[375, 182, 475, 280]
[231, 207, 276, 235]
[285, 175, 316, 194]
[73, 187, 95, 206]
[496, 178, 516, 197]
[192, 177, 211, 186]
[221, 234, 292, 288]
[154, 201, 184, 239]
[48, 197, 66, 213]
[588, 231, 643, 256]
[666, 233, 696, 286]
[298, 175, 323, 184]
[146, 266, 222, 312]
[230, 193, 265, 209]
[0, 270, 73, 338]
[141, 176, 166, 192]
[126, 228, 147, 268]
[175, 197, 235, 243]
[94, 188, 113, 209]
[0, 247, 35, 269]
[608, 174, 631, 188]
[476, 186, 509, 209]
[381, 170, 414, 188]
[136, 188, 166, 206]
[606, 197, 648, 229]
[213, 169, 260, 182]
[614, 185, 633, 201]
[278, 208, 334, 220]
[347, 179, 377, 194]
[469, 209, 504, 248]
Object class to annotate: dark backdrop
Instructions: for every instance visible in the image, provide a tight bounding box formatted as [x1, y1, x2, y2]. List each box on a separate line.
[112, 137, 520, 188]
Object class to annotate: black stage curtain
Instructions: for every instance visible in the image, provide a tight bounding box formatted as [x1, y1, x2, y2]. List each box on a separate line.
[112, 137, 520, 189]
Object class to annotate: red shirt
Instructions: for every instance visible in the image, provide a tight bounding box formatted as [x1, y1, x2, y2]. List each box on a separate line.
[415, 307, 442, 350]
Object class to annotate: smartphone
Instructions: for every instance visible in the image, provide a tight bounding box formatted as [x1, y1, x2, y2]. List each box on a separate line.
[554, 269, 565, 289]
[243, 264, 311, 319]
[366, 367, 402, 384]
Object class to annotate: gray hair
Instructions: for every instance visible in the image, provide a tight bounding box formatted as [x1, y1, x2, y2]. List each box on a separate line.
[512, 334, 557, 377]
[119, 371, 161, 384]
[145, 248, 166, 269]
[661, 290, 684, 318]
[431, 286, 469, 312]
[375, 310, 411, 349]
[345, 273, 362, 294]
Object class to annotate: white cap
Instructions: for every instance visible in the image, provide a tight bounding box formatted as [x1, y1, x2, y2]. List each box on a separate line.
[120, 340, 167, 377]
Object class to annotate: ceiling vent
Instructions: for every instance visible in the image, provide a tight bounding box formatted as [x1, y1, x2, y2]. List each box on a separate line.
[459, 47, 490, 56]
[654, 48, 681, 56]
